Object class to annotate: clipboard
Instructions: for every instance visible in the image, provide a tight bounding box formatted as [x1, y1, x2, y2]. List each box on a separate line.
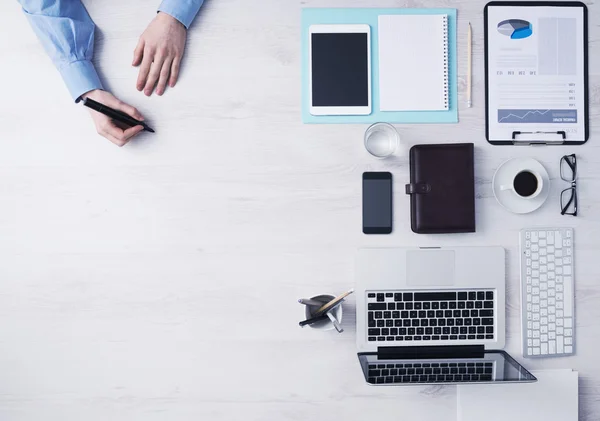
[484, 1, 589, 145]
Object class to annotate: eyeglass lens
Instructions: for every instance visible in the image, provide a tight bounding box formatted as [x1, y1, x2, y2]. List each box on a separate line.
[560, 154, 577, 182]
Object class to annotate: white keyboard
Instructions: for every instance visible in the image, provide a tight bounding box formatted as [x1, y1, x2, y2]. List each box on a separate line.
[520, 228, 575, 358]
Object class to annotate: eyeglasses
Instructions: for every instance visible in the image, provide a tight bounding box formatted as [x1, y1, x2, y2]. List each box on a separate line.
[560, 154, 577, 216]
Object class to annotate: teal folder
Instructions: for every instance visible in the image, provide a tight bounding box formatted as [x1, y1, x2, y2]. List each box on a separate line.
[301, 8, 458, 124]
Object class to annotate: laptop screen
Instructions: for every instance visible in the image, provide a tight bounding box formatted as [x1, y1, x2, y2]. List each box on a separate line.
[358, 350, 536, 385]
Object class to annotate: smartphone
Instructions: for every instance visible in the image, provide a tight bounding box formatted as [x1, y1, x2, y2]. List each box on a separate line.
[362, 172, 393, 234]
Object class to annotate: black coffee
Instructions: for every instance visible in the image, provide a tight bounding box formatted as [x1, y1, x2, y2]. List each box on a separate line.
[514, 171, 539, 197]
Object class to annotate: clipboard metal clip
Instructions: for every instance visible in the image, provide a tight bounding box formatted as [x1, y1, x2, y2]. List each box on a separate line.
[512, 131, 566, 145]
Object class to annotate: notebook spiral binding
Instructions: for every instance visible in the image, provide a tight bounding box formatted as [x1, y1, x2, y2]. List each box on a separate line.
[442, 15, 449, 110]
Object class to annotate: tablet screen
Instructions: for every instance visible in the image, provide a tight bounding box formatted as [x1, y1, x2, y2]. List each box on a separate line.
[311, 33, 369, 107]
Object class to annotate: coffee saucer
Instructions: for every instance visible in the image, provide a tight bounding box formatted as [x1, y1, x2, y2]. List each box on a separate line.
[492, 158, 550, 214]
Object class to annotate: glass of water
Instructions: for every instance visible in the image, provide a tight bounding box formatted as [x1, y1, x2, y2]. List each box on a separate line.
[364, 123, 400, 158]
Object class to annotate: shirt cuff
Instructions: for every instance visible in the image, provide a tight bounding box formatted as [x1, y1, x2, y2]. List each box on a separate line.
[158, 0, 203, 29]
[58, 60, 104, 103]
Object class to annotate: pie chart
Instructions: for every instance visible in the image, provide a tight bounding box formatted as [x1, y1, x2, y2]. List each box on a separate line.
[497, 19, 532, 39]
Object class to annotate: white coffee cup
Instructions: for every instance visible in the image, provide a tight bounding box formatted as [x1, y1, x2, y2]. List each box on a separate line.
[500, 169, 543, 199]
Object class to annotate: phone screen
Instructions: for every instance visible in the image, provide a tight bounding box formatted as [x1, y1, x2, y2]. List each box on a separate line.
[363, 172, 392, 234]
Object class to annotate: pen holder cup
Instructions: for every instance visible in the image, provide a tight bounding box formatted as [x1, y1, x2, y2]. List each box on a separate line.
[304, 294, 343, 331]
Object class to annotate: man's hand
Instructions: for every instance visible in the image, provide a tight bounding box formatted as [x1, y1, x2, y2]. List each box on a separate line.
[133, 12, 187, 96]
[81, 89, 145, 147]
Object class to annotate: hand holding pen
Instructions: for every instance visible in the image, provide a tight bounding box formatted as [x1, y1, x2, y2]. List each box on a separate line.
[81, 90, 153, 147]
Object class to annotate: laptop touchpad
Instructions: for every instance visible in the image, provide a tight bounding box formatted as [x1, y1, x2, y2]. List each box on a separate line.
[407, 250, 455, 286]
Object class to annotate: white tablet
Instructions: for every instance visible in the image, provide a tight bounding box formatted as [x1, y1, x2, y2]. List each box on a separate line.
[309, 24, 372, 116]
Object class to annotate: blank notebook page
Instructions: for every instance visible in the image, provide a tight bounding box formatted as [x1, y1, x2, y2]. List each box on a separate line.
[378, 14, 449, 111]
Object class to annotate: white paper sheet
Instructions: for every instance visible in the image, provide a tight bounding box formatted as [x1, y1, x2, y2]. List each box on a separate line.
[378, 15, 449, 111]
[457, 370, 578, 421]
[486, 5, 586, 142]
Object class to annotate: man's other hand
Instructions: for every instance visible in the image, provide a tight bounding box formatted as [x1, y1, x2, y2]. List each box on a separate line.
[82, 90, 145, 147]
[133, 12, 187, 96]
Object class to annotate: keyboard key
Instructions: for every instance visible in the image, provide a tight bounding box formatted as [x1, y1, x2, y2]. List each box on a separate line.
[388, 303, 395, 310]
[377, 293, 385, 302]
[394, 293, 403, 301]
[369, 303, 386, 311]
[403, 293, 413, 301]
[385, 293, 393, 298]
[413, 291, 458, 302]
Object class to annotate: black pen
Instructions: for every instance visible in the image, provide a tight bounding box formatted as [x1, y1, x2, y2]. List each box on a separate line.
[298, 314, 329, 327]
[82, 97, 155, 133]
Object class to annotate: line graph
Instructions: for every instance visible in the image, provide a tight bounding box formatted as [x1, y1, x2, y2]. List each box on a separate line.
[498, 109, 577, 124]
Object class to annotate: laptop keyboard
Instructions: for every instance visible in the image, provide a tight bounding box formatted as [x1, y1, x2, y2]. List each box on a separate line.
[367, 290, 495, 342]
[367, 361, 494, 384]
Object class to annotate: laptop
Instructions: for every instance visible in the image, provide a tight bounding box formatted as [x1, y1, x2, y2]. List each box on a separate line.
[356, 247, 536, 386]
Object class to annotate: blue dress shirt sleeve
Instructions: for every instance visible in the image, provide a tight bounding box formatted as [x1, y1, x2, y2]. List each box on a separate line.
[158, 0, 205, 29]
[18, 0, 103, 102]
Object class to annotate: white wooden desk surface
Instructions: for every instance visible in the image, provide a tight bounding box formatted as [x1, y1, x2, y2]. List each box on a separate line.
[1, 0, 599, 419]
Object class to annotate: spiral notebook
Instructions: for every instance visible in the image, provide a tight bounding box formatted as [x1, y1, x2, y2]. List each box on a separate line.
[378, 14, 449, 111]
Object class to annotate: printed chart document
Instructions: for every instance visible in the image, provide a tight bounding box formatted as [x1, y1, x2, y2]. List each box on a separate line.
[378, 15, 449, 111]
[458, 370, 579, 421]
[486, 5, 587, 142]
